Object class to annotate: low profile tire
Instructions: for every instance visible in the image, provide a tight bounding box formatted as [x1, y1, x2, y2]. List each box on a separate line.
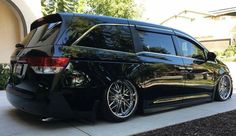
[215, 74, 233, 101]
[101, 80, 138, 122]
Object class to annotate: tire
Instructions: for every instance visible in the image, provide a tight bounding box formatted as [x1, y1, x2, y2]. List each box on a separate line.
[101, 80, 138, 122]
[215, 74, 233, 101]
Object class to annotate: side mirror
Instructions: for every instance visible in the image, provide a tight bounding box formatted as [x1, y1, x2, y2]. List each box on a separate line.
[15, 43, 24, 48]
[207, 52, 216, 61]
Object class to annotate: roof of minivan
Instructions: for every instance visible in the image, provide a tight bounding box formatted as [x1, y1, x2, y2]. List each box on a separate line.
[31, 13, 204, 48]
[58, 13, 204, 48]
[32, 13, 192, 37]
[61, 13, 196, 38]
[60, 13, 174, 30]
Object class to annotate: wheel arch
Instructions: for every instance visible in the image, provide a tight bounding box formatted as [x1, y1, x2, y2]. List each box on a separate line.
[213, 73, 233, 101]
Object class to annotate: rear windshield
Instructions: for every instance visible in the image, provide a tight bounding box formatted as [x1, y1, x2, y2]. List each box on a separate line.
[21, 22, 61, 47]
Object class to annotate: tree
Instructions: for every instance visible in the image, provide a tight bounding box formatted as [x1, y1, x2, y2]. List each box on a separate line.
[85, 0, 141, 19]
[41, 0, 141, 19]
[41, 0, 85, 16]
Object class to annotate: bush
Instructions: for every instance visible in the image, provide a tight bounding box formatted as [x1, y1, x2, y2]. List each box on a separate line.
[223, 45, 236, 57]
[215, 45, 236, 62]
[0, 64, 10, 90]
[214, 51, 224, 56]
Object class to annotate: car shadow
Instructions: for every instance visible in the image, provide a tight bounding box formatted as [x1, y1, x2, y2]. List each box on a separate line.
[6, 108, 96, 130]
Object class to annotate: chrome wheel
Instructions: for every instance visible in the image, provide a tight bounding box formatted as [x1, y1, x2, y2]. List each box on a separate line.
[218, 75, 232, 100]
[107, 80, 138, 118]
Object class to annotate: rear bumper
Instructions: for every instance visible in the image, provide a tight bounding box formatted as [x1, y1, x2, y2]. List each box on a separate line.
[6, 86, 50, 117]
[6, 84, 96, 118]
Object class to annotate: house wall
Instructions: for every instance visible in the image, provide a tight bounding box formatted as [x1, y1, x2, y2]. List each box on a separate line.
[163, 14, 236, 52]
[0, 1, 21, 63]
[200, 39, 230, 52]
[0, 0, 42, 63]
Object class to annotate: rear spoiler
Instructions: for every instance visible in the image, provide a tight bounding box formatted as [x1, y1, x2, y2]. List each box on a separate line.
[30, 14, 62, 31]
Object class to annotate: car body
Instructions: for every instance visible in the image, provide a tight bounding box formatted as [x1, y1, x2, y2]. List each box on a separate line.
[6, 13, 233, 122]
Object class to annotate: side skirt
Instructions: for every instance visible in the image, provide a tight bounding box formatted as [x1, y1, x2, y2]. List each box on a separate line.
[143, 95, 212, 114]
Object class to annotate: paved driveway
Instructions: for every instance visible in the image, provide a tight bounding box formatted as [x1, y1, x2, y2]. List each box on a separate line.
[0, 90, 236, 136]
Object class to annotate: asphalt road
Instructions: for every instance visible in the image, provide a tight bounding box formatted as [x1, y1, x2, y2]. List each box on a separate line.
[0, 90, 236, 136]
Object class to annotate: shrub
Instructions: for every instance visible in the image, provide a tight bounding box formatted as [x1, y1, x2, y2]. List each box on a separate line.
[215, 45, 236, 62]
[223, 45, 236, 57]
[214, 51, 223, 56]
[0, 64, 10, 90]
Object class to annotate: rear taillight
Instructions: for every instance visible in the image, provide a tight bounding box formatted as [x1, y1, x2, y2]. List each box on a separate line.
[20, 57, 69, 74]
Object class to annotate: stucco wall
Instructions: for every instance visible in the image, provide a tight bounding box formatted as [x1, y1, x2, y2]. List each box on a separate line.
[0, 0, 21, 63]
[0, 0, 42, 63]
[11, 0, 42, 32]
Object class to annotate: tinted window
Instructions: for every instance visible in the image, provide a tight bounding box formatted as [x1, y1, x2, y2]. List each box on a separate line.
[60, 17, 96, 46]
[20, 29, 36, 46]
[77, 25, 134, 52]
[138, 31, 176, 55]
[25, 22, 61, 47]
[177, 37, 205, 60]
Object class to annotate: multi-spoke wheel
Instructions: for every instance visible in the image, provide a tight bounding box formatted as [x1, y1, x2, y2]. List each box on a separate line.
[215, 75, 233, 101]
[101, 80, 138, 122]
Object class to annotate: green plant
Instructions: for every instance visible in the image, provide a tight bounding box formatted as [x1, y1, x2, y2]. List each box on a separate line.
[41, 0, 141, 19]
[0, 64, 10, 90]
[223, 45, 236, 57]
[214, 51, 223, 57]
[86, 0, 141, 19]
[41, 0, 81, 16]
[214, 45, 236, 62]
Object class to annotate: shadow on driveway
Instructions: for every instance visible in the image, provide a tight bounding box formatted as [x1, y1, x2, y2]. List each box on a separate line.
[3, 108, 92, 136]
[1, 91, 236, 136]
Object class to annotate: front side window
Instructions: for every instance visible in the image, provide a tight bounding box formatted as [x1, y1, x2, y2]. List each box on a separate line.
[76, 25, 134, 52]
[177, 37, 205, 60]
[138, 31, 176, 55]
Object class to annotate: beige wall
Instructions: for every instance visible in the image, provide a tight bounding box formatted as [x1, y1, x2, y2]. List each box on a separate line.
[201, 39, 230, 52]
[0, 1, 21, 63]
[0, 0, 42, 63]
[162, 14, 236, 52]
[11, 0, 42, 31]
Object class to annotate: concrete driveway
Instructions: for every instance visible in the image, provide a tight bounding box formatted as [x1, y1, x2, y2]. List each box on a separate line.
[0, 90, 236, 136]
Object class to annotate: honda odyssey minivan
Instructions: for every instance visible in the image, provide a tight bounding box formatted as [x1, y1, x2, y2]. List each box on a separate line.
[6, 13, 233, 122]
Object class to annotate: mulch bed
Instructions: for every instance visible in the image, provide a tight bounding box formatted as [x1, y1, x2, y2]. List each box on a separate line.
[134, 110, 236, 136]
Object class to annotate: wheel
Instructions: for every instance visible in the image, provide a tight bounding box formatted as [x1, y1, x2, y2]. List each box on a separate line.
[101, 80, 138, 122]
[215, 74, 233, 101]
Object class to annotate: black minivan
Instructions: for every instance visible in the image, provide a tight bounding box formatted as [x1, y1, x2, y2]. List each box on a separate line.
[6, 13, 233, 122]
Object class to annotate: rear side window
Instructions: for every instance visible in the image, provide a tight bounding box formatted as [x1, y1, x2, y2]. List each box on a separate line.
[138, 31, 176, 55]
[177, 37, 205, 60]
[76, 25, 134, 52]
